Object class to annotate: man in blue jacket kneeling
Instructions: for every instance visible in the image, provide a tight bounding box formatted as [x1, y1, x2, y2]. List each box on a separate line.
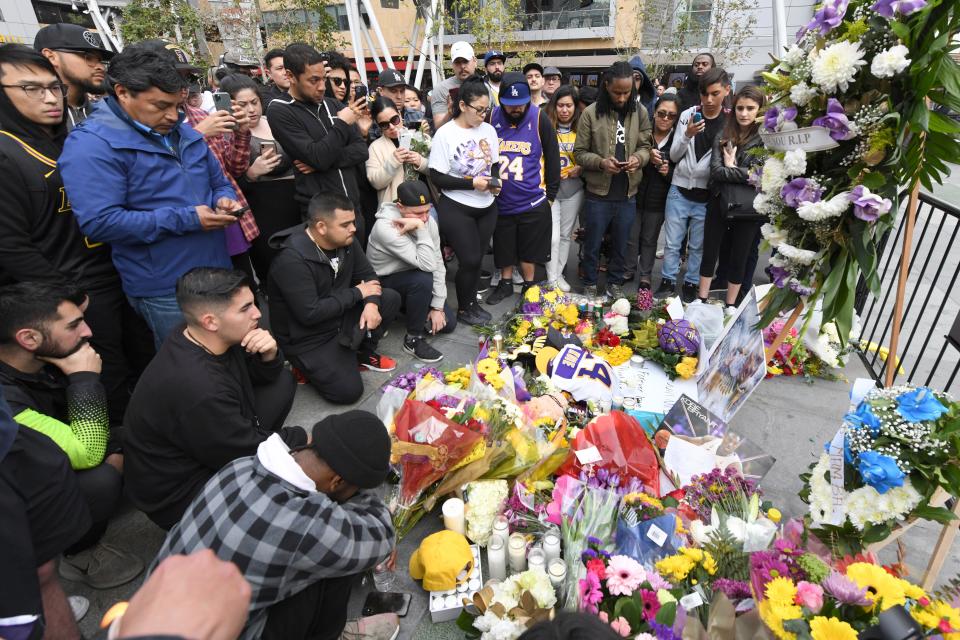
[59, 46, 245, 349]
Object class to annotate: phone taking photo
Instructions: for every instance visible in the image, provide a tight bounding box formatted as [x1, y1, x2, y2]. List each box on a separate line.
[260, 140, 277, 155]
[212, 91, 232, 113]
[353, 84, 368, 101]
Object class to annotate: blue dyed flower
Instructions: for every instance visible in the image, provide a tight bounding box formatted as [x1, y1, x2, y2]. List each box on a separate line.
[824, 434, 854, 464]
[845, 403, 882, 434]
[857, 450, 904, 494]
[896, 387, 948, 423]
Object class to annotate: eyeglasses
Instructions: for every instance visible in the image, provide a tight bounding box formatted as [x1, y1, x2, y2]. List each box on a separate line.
[378, 114, 402, 128]
[60, 50, 105, 67]
[1, 83, 67, 100]
[328, 77, 347, 87]
[655, 110, 678, 120]
[464, 102, 489, 117]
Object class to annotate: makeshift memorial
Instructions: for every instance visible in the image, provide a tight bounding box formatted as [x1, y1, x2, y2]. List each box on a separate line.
[534, 344, 621, 403]
[626, 315, 700, 381]
[456, 568, 556, 639]
[800, 385, 960, 557]
[464, 480, 510, 545]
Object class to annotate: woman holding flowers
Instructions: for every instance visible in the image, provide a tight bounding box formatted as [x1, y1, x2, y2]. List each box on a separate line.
[697, 85, 766, 312]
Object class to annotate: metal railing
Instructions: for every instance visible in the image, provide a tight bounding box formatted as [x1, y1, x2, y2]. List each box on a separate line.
[854, 191, 960, 392]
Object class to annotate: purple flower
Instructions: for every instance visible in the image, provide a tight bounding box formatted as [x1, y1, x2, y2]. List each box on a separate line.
[649, 621, 682, 640]
[769, 265, 792, 289]
[871, 0, 926, 17]
[822, 570, 873, 605]
[812, 98, 855, 141]
[751, 551, 792, 600]
[713, 578, 753, 600]
[521, 302, 543, 315]
[780, 178, 823, 208]
[789, 280, 815, 296]
[748, 165, 763, 188]
[764, 105, 798, 132]
[848, 185, 892, 222]
[805, 0, 850, 35]
[587, 535, 604, 547]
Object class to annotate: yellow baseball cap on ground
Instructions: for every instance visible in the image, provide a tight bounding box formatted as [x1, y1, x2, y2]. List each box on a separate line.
[409, 530, 473, 592]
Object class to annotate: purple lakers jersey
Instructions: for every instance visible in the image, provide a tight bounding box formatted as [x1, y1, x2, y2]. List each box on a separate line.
[491, 104, 546, 215]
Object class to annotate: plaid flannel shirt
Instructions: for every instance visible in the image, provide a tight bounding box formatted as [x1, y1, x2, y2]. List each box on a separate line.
[152, 455, 393, 640]
[184, 105, 259, 243]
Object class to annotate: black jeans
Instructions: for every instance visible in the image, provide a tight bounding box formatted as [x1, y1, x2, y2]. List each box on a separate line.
[289, 289, 401, 405]
[262, 575, 354, 640]
[379, 269, 458, 336]
[635, 203, 667, 282]
[436, 195, 497, 311]
[700, 199, 763, 285]
[84, 284, 155, 426]
[66, 463, 122, 554]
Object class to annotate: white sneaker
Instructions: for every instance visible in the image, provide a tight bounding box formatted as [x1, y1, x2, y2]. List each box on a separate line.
[69, 595, 89, 622]
[724, 305, 738, 318]
[557, 276, 571, 292]
[656, 248, 664, 259]
[511, 271, 524, 285]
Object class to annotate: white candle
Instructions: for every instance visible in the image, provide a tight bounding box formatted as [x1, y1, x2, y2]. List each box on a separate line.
[492, 514, 509, 540]
[542, 531, 561, 563]
[442, 498, 465, 535]
[487, 534, 507, 581]
[508, 533, 527, 573]
[527, 547, 546, 573]
[548, 558, 566, 589]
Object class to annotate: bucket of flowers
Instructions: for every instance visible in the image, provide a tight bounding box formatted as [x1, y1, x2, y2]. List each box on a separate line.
[456, 569, 557, 640]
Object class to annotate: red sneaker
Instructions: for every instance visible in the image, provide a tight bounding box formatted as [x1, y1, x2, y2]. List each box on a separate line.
[358, 351, 397, 372]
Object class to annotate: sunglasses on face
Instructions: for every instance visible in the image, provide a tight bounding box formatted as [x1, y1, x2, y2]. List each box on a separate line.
[328, 77, 347, 87]
[378, 114, 402, 128]
[656, 110, 678, 120]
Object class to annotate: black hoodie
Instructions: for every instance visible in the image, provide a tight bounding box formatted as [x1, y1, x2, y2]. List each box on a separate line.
[266, 225, 381, 355]
[266, 95, 369, 212]
[0, 89, 118, 290]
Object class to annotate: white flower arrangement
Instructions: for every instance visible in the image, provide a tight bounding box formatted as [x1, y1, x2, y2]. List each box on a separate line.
[810, 40, 867, 93]
[781, 44, 807, 68]
[760, 157, 788, 194]
[761, 223, 789, 248]
[789, 82, 819, 106]
[796, 192, 851, 221]
[777, 243, 819, 265]
[783, 148, 808, 176]
[471, 569, 557, 640]
[871, 44, 911, 78]
[464, 480, 510, 546]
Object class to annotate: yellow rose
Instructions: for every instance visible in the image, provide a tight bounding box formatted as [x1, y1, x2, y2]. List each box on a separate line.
[524, 285, 541, 302]
[676, 357, 698, 379]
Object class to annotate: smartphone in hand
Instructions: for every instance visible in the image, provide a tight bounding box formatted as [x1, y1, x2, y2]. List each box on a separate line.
[212, 91, 232, 113]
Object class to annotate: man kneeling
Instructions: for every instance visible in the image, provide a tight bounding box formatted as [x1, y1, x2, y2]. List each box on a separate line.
[124, 268, 303, 530]
[367, 181, 457, 363]
[269, 192, 400, 404]
[153, 410, 397, 640]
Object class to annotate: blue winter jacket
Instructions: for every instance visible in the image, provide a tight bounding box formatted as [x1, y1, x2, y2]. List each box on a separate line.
[59, 97, 235, 298]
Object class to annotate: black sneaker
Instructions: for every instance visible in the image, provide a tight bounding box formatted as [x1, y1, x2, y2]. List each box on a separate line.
[606, 283, 626, 301]
[357, 351, 397, 372]
[485, 280, 514, 305]
[654, 279, 676, 298]
[458, 305, 488, 326]
[403, 335, 443, 363]
[471, 302, 492, 323]
[681, 282, 698, 303]
[477, 270, 493, 294]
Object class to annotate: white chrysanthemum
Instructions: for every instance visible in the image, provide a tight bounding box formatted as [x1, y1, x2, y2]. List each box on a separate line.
[845, 480, 922, 530]
[483, 618, 527, 640]
[783, 148, 807, 176]
[769, 254, 790, 269]
[474, 611, 500, 633]
[778, 243, 818, 265]
[761, 223, 789, 248]
[811, 40, 867, 93]
[753, 192, 780, 216]
[782, 44, 807, 68]
[808, 454, 833, 525]
[796, 192, 851, 221]
[789, 82, 819, 106]
[464, 480, 509, 545]
[760, 157, 787, 194]
[871, 44, 910, 78]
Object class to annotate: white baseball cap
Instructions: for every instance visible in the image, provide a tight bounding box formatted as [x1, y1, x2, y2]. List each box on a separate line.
[450, 41, 475, 63]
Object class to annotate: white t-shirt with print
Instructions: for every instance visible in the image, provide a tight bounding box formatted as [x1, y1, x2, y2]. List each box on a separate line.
[429, 120, 500, 209]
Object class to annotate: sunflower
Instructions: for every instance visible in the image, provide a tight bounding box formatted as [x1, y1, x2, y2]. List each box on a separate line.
[809, 616, 858, 640]
[765, 577, 798, 608]
[846, 562, 906, 610]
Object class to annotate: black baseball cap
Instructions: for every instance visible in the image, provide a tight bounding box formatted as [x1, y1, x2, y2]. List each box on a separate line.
[34, 24, 115, 60]
[523, 62, 544, 76]
[378, 68, 406, 88]
[131, 39, 201, 75]
[396, 181, 432, 207]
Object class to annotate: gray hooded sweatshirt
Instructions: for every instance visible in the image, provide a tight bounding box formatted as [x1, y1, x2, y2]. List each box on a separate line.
[366, 202, 447, 309]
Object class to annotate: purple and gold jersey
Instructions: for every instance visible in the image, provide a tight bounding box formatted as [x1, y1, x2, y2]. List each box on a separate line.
[491, 104, 546, 215]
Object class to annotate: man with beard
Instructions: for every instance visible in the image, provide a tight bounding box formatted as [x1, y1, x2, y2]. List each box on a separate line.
[34, 24, 114, 131]
[0, 282, 143, 589]
[676, 52, 715, 113]
[430, 40, 479, 129]
[483, 50, 505, 106]
[484, 72, 560, 305]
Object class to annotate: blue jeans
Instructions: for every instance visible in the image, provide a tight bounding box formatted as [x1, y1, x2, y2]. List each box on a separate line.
[662, 186, 707, 285]
[581, 197, 636, 286]
[127, 293, 184, 350]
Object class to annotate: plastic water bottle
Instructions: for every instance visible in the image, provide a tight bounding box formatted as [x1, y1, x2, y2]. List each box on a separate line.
[373, 560, 397, 591]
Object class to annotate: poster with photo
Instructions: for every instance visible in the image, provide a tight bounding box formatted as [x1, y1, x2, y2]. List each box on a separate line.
[587, 74, 599, 87]
[696, 288, 767, 422]
[569, 74, 582, 87]
[659, 394, 727, 439]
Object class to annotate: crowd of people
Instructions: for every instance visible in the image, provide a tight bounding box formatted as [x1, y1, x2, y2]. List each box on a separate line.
[0, 23, 770, 640]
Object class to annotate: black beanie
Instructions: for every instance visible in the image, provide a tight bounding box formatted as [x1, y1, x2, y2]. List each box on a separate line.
[311, 410, 391, 488]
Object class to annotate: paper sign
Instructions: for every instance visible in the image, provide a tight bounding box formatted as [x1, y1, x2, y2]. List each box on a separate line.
[666, 297, 685, 320]
[574, 446, 603, 465]
[619, 361, 699, 415]
[646, 524, 668, 547]
[663, 436, 718, 487]
[680, 592, 704, 610]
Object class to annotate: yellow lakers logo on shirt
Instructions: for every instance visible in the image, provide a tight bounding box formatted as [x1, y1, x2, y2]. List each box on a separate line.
[499, 140, 533, 155]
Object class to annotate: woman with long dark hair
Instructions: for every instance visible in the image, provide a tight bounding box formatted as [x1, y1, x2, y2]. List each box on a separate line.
[544, 84, 584, 292]
[632, 93, 680, 291]
[572, 60, 652, 300]
[428, 76, 501, 325]
[698, 84, 766, 311]
[366, 97, 428, 205]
